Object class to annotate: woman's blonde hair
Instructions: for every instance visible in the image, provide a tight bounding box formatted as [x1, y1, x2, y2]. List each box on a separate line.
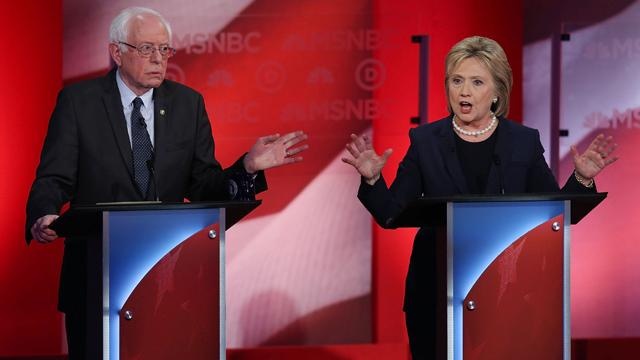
[445, 36, 513, 117]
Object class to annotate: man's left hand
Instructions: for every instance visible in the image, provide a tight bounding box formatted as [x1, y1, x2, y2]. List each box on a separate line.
[244, 131, 308, 173]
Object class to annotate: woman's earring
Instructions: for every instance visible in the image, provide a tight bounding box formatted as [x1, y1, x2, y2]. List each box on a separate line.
[492, 98, 498, 104]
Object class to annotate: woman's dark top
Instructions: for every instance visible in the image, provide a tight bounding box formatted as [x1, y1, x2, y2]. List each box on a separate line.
[454, 127, 499, 193]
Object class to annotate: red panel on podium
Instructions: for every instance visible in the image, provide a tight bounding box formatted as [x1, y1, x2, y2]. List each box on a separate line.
[120, 224, 221, 359]
[463, 215, 564, 359]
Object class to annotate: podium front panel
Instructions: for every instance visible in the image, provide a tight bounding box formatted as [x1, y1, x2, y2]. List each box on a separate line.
[447, 200, 569, 360]
[102, 208, 224, 360]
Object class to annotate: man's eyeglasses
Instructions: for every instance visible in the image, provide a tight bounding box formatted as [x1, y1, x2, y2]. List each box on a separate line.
[118, 41, 176, 58]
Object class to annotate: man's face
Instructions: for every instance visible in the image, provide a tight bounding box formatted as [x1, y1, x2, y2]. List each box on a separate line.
[109, 15, 170, 95]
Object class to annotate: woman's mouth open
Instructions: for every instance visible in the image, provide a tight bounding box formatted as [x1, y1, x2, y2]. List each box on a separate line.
[460, 101, 472, 114]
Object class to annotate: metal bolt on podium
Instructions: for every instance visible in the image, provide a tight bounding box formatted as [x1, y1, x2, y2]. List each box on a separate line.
[466, 300, 476, 311]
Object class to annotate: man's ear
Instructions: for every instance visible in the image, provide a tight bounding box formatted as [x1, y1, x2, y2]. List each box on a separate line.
[109, 43, 123, 67]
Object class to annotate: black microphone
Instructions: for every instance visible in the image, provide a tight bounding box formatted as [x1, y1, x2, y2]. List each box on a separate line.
[493, 154, 505, 195]
[146, 154, 160, 202]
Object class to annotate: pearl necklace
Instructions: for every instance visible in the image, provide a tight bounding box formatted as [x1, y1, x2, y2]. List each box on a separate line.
[452, 113, 498, 137]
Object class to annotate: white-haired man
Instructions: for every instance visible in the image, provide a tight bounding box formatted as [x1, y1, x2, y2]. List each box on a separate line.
[26, 7, 307, 358]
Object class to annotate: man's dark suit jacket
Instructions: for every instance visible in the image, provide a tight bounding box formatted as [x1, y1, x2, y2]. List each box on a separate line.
[358, 116, 595, 313]
[26, 68, 266, 312]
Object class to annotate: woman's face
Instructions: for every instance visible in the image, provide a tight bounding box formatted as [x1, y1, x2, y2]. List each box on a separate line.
[447, 57, 497, 127]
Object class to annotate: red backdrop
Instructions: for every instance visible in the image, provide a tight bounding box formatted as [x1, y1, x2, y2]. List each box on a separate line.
[0, 0, 64, 356]
[5, 0, 637, 358]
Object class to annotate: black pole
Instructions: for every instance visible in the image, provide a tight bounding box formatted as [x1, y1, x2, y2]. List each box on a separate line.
[411, 35, 430, 125]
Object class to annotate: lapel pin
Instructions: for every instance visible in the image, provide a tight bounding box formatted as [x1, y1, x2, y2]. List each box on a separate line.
[160, 109, 166, 116]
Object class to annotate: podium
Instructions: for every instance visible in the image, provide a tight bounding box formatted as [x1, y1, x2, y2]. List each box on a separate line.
[387, 193, 606, 360]
[50, 201, 260, 360]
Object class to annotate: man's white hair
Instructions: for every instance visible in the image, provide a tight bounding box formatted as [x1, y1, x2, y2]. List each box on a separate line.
[109, 7, 172, 51]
